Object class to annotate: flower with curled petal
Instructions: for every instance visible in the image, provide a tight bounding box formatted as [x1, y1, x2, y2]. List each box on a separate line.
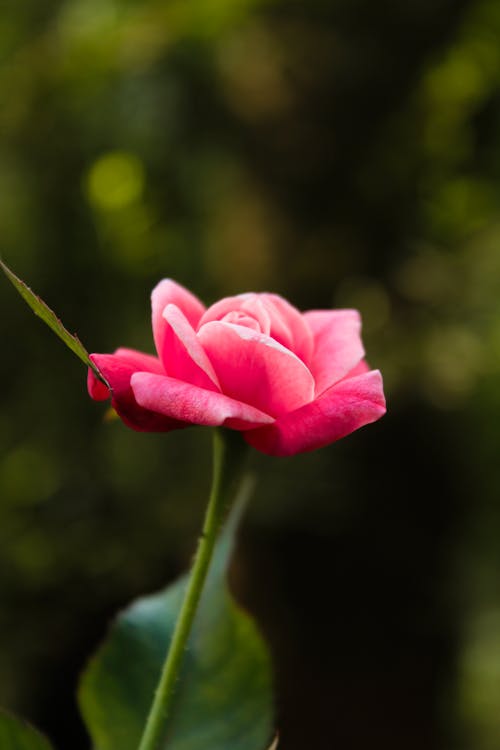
[88, 280, 386, 456]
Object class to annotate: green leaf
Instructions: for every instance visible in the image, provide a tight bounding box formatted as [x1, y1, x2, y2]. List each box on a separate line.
[0, 710, 54, 750]
[0, 259, 107, 386]
[79, 480, 274, 750]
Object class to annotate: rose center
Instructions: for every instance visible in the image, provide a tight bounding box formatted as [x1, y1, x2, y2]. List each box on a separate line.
[221, 311, 262, 332]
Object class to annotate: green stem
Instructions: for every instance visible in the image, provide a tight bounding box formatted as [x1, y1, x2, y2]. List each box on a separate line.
[137, 428, 248, 750]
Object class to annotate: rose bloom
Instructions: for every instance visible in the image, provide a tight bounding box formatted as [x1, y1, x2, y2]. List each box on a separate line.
[88, 280, 385, 456]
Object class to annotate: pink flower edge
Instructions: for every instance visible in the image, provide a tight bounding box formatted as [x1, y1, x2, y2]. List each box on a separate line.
[243, 369, 386, 456]
[88, 350, 182, 432]
[131, 372, 274, 431]
[86, 280, 386, 456]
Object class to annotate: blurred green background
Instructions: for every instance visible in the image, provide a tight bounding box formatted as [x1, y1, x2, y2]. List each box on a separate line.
[2, 0, 500, 748]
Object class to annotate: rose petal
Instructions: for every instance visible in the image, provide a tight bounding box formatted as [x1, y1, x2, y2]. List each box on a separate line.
[160, 304, 220, 391]
[151, 279, 206, 359]
[303, 310, 365, 396]
[131, 372, 274, 430]
[344, 359, 370, 378]
[261, 294, 314, 364]
[198, 321, 315, 417]
[88, 348, 165, 400]
[244, 369, 386, 456]
[199, 292, 314, 364]
[88, 368, 111, 401]
[88, 350, 179, 432]
[198, 294, 272, 335]
[114, 347, 165, 373]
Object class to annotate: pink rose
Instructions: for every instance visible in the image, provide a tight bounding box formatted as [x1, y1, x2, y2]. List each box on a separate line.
[87, 280, 385, 456]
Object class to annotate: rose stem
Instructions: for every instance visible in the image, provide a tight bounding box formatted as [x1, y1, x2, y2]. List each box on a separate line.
[137, 427, 248, 750]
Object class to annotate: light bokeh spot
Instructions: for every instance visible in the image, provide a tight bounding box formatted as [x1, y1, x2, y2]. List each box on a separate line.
[86, 151, 145, 211]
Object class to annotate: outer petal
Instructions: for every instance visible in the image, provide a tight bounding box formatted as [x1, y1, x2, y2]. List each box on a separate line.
[88, 367, 111, 401]
[151, 279, 206, 359]
[131, 372, 274, 430]
[88, 350, 180, 432]
[87, 347, 165, 400]
[344, 359, 370, 378]
[160, 304, 220, 391]
[303, 310, 365, 396]
[197, 321, 315, 418]
[244, 369, 386, 456]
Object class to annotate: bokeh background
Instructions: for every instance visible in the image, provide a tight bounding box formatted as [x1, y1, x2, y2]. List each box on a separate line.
[2, 0, 500, 748]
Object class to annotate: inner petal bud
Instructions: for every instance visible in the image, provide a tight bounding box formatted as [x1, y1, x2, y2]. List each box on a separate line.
[221, 311, 262, 332]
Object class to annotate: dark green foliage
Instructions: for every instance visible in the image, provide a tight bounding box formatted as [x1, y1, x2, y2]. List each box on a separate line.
[79, 501, 273, 750]
[0, 712, 53, 750]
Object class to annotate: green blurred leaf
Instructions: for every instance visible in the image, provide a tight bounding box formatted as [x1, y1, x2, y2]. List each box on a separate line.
[79, 483, 274, 750]
[0, 710, 53, 750]
[0, 259, 108, 385]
